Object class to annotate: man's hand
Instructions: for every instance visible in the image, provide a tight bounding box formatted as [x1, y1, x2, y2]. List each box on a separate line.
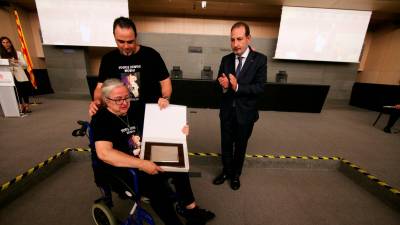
[158, 97, 169, 109]
[394, 104, 400, 110]
[89, 100, 101, 117]
[229, 74, 237, 91]
[139, 160, 163, 175]
[218, 73, 229, 89]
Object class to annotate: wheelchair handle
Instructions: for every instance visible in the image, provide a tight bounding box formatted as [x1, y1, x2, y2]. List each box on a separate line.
[72, 120, 90, 137]
[77, 120, 86, 125]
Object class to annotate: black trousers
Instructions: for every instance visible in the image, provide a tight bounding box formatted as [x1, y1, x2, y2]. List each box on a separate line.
[14, 79, 30, 104]
[385, 110, 400, 129]
[163, 172, 195, 207]
[93, 165, 184, 225]
[220, 108, 254, 177]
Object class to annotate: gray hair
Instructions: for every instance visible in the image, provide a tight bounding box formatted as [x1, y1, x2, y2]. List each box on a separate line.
[101, 78, 126, 99]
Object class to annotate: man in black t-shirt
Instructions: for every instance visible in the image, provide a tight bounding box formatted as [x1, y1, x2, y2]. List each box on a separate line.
[89, 16, 171, 133]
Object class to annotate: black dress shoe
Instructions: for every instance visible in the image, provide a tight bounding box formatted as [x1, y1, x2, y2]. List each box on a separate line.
[213, 173, 229, 185]
[181, 206, 216, 223]
[230, 176, 240, 190]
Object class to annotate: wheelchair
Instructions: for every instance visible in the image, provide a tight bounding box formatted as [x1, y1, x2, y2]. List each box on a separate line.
[72, 120, 155, 225]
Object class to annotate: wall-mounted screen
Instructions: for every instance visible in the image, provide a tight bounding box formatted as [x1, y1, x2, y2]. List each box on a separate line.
[35, 0, 129, 47]
[274, 6, 371, 63]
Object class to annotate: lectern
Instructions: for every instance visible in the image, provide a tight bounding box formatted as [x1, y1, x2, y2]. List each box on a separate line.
[0, 59, 21, 117]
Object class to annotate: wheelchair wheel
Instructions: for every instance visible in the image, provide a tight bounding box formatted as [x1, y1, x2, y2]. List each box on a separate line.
[92, 202, 117, 225]
[175, 202, 185, 216]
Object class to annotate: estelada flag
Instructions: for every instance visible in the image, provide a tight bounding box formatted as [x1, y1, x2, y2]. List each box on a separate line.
[14, 10, 37, 89]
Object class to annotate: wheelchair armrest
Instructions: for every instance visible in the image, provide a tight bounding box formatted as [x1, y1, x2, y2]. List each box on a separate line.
[77, 120, 86, 125]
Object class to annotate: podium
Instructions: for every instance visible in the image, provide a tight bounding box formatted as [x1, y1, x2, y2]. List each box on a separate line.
[0, 59, 20, 117]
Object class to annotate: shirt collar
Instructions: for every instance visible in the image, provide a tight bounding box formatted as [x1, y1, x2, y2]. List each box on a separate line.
[237, 47, 250, 59]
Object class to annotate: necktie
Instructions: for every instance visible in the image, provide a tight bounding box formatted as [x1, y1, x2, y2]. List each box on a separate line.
[236, 56, 243, 78]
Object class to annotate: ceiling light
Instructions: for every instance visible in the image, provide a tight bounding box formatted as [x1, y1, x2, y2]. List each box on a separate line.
[201, 1, 207, 9]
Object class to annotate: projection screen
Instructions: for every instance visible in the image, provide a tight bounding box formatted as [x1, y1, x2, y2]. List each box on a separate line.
[35, 0, 129, 47]
[274, 6, 371, 63]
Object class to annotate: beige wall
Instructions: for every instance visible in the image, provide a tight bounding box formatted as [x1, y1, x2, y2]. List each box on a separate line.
[87, 47, 113, 75]
[356, 24, 400, 85]
[28, 12, 45, 58]
[0, 9, 17, 42]
[357, 32, 372, 72]
[87, 15, 280, 75]
[133, 15, 279, 38]
[0, 7, 46, 69]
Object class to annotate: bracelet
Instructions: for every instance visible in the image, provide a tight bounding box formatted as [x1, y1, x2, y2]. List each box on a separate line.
[162, 96, 170, 101]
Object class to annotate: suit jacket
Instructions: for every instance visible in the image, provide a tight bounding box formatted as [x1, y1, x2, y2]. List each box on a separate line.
[217, 48, 267, 124]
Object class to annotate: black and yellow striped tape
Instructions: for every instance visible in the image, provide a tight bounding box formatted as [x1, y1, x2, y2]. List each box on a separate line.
[245, 154, 341, 160]
[0, 148, 92, 193]
[341, 159, 400, 196]
[1, 148, 71, 192]
[189, 152, 219, 157]
[189, 152, 342, 161]
[73, 147, 91, 153]
[1, 148, 399, 197]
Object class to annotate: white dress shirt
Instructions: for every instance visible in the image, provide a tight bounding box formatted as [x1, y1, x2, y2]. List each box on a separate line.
[234, 47, 250, 91]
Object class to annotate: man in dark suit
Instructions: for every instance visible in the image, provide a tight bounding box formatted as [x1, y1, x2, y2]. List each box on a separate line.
[213, 22, 267, 190]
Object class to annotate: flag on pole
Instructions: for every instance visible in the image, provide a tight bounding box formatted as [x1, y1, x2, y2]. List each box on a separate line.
[14, 10, 37, 89]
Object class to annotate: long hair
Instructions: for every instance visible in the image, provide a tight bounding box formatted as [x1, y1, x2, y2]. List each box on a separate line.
[0, 36, 18, 59]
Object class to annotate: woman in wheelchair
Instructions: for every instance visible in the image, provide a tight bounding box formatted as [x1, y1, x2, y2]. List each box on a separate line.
[91, 79, 215, 225]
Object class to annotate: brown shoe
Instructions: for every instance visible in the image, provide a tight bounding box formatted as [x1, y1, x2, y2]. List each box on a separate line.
[22, 104, 32, 113]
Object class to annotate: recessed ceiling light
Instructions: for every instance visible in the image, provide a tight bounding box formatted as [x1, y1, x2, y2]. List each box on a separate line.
[201, 1, 207, 9]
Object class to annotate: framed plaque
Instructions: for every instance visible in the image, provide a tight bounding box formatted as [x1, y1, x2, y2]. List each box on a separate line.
[143, 142, 185, 167]
[140, 104, 189, 172]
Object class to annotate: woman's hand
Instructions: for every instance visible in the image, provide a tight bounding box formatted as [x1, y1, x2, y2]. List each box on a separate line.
[139, 160, 163, 175]
[9, 58, 18, 66]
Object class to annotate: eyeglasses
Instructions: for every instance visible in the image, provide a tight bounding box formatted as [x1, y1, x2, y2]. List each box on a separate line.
[106, 96, 133, 105]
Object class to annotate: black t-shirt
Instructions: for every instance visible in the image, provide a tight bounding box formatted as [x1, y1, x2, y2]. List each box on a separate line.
[91, 107, 139, 163]
[98, 46, 169, 105]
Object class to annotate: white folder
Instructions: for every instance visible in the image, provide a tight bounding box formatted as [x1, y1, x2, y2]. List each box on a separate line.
[140, 103, 189, 172]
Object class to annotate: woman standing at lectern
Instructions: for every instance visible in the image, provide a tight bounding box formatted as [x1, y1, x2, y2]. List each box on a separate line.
[0, 36, 32, 113]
